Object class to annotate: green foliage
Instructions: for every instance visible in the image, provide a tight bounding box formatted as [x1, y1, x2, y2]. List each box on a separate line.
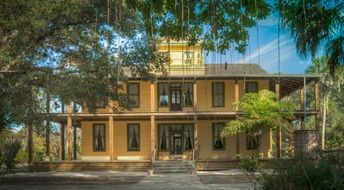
[277, 0, 344, 74]
[0, 131, 21, 175]
[33, 135, 45, 161]
[14, 149, 28, 165]
[259, 151, 344, 190]
[128, 0, 270, 53]
[239, 155, 259, 172]
[223, 90, 295, 138]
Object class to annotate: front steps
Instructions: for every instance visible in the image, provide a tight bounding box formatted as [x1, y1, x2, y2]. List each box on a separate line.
[152, 160, 195, 174]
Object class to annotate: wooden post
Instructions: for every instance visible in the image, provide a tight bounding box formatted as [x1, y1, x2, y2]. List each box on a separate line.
[150, 115, 156, 161]
[73, 124, 77, 160]
[28, 123, 33, 165]
[150, 82, 156, 112]
[193, 81, 197, 111]
[300, 87, 305, 129]
[314, 82, 320, 129]
[193, 115, 199, 160]
[235, 80, 240, 159]
[60, 123, 65, 160]
[275, 82, 282, 158]
[67, 115, 73, 160]
[109, 116, 114, 160]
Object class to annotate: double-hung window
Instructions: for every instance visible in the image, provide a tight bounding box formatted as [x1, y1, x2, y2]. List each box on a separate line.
[212, 82, 225, 107]
[246, 82, 258, 93]
[127, 124, 140, 151]
[213, 123, 225, 150]
[128, 83, 140, 108]
[93, 124, 106, 151]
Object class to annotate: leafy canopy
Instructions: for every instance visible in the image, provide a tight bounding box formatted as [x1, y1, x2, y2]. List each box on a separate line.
[223, 90, 295, 138]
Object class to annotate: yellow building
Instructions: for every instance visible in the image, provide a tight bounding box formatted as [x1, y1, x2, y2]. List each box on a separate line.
[47, 40, 320, 171]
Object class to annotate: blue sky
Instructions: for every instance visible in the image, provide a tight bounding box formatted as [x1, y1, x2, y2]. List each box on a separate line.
[204, 14, 312, 74]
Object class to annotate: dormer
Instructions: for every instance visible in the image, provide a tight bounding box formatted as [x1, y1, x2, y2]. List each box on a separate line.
[158, 40, 205, 76]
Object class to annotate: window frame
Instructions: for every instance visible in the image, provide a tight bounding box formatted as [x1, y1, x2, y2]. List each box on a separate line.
[127, 123, 140, 151]
[93, 123, 106, 152]
[127, 82, 140, 108]
[245, 81, 259, 93]
[212, 82, 225, 107]
[158, 82, 170, 107]
[212, 122, 226, 151]
[183, 83, 194, 107]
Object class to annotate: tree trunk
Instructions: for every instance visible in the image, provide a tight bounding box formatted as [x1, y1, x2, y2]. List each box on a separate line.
[45, 92, 50, 160]
[28, 123, 33, 165]
[321, 94, 329, 150]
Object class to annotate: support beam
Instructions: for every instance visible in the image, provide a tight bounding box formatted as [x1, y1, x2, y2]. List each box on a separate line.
[193, 81, 197, 111]
[28, 123, 33, 165]
[193, 115, 199, 160]
[109, 116, 114, 160]
[300, 87, 305, 130]
[314, 82, 320, 129]
[150, 115, 156, 161]
[150, 82, 156, 112]
[60, 123, 65, 160]
[275, 82, 282, 159]
[73, 124, 77, 160]
[67, 116, 73, 160]
[235, 80, 240, 159]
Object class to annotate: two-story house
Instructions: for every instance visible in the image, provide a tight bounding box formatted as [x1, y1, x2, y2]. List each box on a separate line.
[48, 40, 320, 171]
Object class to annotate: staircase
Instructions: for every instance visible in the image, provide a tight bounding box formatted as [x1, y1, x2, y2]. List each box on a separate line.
[152, 160, 195, 174]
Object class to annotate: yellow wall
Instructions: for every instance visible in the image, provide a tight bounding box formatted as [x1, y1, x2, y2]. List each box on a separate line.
[197, 120, 272, 160]
[81, 119, 272, 160]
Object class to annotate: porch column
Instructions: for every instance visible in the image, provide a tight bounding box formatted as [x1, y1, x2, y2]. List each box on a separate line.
[275, 82, 282, 158]
[193, 81, 197, 111]
[300, 87, 305, 129]
[314, 82, 320, 129]
[109, 116, 114, 160]
[60, 123, 65, 160]
[150, 115, 156, 161]
[193, 115, 198, 160]
[66, 115, 73, 160]
[235, 79, 240, 159]
[73, 124, 77, 160]
[150, 82, 156, 112]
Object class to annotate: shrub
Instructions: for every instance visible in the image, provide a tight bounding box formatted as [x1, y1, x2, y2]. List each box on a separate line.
[15, 149, 28, 164]
[0, 132, 21, 175]
[259, 151, 344, 190]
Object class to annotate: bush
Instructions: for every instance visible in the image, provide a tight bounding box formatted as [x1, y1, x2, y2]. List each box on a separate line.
[0, 132, 21, 175]
[259, 151, 344, 190]
[15, 149, 28, 164]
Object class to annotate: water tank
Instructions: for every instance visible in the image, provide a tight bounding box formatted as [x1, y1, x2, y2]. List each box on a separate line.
[293, 130, 320, 157]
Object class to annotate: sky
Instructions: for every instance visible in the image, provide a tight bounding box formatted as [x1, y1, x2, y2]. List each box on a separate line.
[204, 14, 312, 74]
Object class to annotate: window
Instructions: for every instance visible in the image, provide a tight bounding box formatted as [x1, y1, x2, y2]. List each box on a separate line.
[158, 125, 170, 150]
[212, 82, 225, 107]
[246, 82, 258, 93]
[128, 83, 140, 108]
[93, 124, 106, 151]
[158, 83, 169, 106]
[127, 124, 140, 151]
[183, 83, 193, 106]
[246, 132, 259, 150]
[184, 52, 194, 64]
[213, 123, 225, 150]
[183, 124, 194, 150]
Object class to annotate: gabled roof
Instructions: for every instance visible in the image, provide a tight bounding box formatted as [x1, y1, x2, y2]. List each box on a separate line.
[205, 63, 268, 76]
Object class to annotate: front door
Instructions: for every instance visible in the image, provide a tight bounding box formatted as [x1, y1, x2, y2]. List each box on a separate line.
[170, 89, 182, 111]
[172, 133, 183, 154]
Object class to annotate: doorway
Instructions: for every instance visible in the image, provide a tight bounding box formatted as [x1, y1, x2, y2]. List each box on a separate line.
[172, 133, 183, 154]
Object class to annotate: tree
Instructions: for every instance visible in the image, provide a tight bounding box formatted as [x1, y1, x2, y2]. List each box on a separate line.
[306, 57, 344, 149]
[222, 90, 295, 157]
[277, 0, 344, 75]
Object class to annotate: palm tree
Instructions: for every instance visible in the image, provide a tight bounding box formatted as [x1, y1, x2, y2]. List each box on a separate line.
[277, 0, 344, 75]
